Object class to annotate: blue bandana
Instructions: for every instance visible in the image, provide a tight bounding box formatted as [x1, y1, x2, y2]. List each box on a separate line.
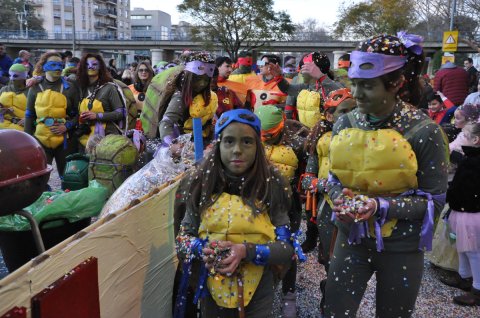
[43, 61, 64, 72]
[214, 109, 261, 139]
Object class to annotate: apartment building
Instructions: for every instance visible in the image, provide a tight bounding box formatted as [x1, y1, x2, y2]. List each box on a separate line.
[30, 0, 131, 40]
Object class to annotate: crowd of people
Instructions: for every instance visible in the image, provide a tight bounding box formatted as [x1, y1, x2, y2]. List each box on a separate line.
[1, 30, 480, 317]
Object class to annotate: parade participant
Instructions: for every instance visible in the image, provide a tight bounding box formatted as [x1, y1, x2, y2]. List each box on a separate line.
[229, 51, 255, 83]
[175, 109, 295, 318]
[122, 62, 137, 86]
[128, 61, 154, 112]
[273, 52, 343, 128]
[334, 53, 351, 88]
[300, 88, 356, 316]
[446, 121, 480, 306]
[255, 105, 308, 318]
[62, 57, 80, 81]
[159, 51, 218, 148]
[13, 50, 33, 77]
[107, 58, 122, 80]
[215, 56, 248, 105]
[76, 53, 126, 151]
[0, 64, 29, 130]
[283, 64, 297, 80]
[245, 54, 288, 110]
[0, 43, 13, 86]
[24, 52, 79, 177]
[211, 67, 244, 118]
[324, 33, 448, 317]
[283, 53, 307, 120]
[427, 91, 455, 124]
[449, 104, 480, 154]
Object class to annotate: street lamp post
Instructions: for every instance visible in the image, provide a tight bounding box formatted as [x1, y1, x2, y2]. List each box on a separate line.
[449, 0, 457, 31]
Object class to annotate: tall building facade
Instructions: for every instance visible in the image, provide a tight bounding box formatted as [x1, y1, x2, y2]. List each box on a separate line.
[30, 0, 131, 40]
[131, 8, 171, 40]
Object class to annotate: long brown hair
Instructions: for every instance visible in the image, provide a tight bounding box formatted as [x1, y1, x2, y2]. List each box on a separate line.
[176, 71, 212, 107]
[187, 130, 291, 217]
[77, 53, 113, 89]
[33, 52, 62, 75]
[133, 61, 154, 88]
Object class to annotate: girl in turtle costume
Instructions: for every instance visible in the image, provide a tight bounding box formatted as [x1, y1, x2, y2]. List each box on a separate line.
[300, 88, 356, 315]
[255, 105, 309, 318]
[324, 33, 449, 317]
[25, 52, 79, 177]
[175, 109, 296, 318]
[76, 53, 126, 151]
[0, 64, 29, 131]
[159, 51, 218, 149]
[274, 52, 344, 128]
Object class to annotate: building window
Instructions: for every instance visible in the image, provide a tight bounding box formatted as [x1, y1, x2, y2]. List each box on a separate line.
[132, 25, 152, 30]
[64, 0, 73, 5]
[53, 9, 61, 18]
[53, 0, 60, 5]
[64, 12, 73, 20]
[54, 25, 62, 33]
[131, 15, 151, 20]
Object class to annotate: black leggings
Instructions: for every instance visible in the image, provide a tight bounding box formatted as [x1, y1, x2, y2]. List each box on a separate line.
[42, 139, 77, 178]
[324, 230, 424, 318]
[282, 189, 302, 294]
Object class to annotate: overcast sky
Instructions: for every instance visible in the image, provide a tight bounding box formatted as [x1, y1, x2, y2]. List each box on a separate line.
[130, 0, 353, 28]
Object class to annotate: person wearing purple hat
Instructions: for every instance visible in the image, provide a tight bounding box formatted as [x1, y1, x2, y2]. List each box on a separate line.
[174, 109, 295, 317]
[159, 51, 218, 155]
[324, 33, 449, 317]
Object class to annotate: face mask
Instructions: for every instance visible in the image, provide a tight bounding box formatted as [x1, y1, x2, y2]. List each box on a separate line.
[348, 51, 406, 79]
[9, 71, 28, 81]
[43, 61, 64, 72]
[184, 61, 215, 77]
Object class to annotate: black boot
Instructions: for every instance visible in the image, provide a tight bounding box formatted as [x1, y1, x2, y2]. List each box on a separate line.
[301, 220, 318, 253]
[440, 274, 473, 291]
[453, 287, 480, 306]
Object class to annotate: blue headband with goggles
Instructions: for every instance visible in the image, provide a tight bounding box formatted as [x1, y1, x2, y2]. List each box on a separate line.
[43, 61, 64, 72]
[214, 109, 261, 139]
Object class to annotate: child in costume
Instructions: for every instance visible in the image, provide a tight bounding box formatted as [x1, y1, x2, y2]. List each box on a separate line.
[25, 52, 79, 177]
[255, 105, 309, 317]
[426, 91, 455, 124]
[324, 33, 449, 317]
[76, 53, 126, 152]
[446, 121, 480, 306]
[159, 51, 218, 150]
[300, 88, 356, 315]
[273, 52, 343, 128]
[175, 109, 296, 318]
[244, 54, 288, 110]
[229, 51, 256, 84]
[0, 64, 29, 130]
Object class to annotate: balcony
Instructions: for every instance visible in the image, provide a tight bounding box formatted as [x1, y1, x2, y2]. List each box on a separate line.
[94, 22, 107, 29]
[107, 9, 117, 18]
[106, 22, 117, 29]
[94, 9, 108, 16]
[106, 0, 117, 5]
[30, 0, 43, 6]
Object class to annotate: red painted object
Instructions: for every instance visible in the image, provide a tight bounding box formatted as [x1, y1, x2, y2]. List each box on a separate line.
[0, 307, 27, 318]
[0, 130, 52, 188]
[31, 257, 100, 318]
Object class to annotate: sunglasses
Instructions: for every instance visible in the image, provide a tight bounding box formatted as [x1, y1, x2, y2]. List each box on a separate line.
[138, 68, 149, 73]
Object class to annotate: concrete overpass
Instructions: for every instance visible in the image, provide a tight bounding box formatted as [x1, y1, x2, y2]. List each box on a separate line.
[2, 37, 473, 53]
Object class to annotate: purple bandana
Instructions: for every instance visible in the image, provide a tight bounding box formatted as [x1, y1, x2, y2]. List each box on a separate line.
[348, 51, 407, 79]
[9, 71, 28, 80]
[185, 61, 215, 77]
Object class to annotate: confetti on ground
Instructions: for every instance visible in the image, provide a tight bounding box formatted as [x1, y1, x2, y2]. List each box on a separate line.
[273, 222, 480, 317]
